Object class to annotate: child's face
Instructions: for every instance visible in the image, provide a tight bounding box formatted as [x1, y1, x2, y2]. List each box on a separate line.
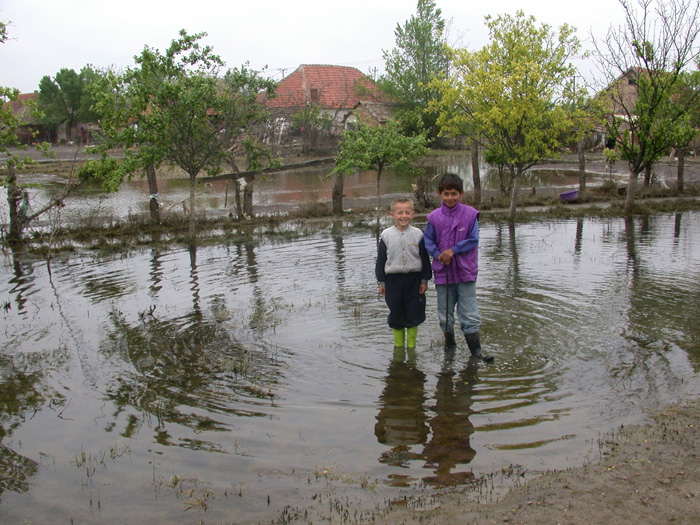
[439, 188, 464, 208]
[390, 202, 415, 229]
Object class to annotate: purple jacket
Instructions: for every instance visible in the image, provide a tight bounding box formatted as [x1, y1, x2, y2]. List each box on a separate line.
[424, 201, 479, 285]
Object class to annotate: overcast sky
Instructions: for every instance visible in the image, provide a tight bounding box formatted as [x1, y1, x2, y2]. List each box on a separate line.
[0, 0, 629, 94]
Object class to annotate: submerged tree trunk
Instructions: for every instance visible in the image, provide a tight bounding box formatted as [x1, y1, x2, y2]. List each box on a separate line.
[508, 168, 521, 221]
[332, 173, 344, 214]
[577, 138, 586, 191]
[234, 179, 244, 219]
[243, 174, 255, 218]
[6, 164, 23, 243]
[188, 175, 197, 243]
[376, 165, 384, 216]
[677, 149, 685, 193]
[146, 164, 160, 222]
[471, 142, 481, 204]
[625, 169, 639, 213]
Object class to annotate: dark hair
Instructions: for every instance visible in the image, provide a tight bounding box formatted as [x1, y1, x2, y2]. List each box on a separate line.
[438, 173, 463, 193]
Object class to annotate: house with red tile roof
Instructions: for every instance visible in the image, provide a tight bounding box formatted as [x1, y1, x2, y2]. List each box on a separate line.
[264, 64, 393, 150]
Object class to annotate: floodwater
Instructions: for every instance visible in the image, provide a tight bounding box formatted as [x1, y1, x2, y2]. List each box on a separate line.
[1, 152, 598, 225]
[1, 209, 700, 523]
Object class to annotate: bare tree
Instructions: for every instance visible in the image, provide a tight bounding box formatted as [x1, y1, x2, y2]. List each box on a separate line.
[593, 0, 700, 211]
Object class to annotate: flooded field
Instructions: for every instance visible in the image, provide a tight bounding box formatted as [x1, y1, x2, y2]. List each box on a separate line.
[1, 152, 606, 225]
[1, 211, 699, 523]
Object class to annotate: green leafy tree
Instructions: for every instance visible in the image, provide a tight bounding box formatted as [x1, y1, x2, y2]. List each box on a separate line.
[219, 64, 278, 219]
[671, 65, 700, 192]
[94, 30, 273, 241]
[38, 66, 100, 143]
[593, 0, 700, 211]
[334, 120, 428, 215]
[380, 0, 449, 138]
[1, 21, 85, 243]
[432, 11, 586, 220]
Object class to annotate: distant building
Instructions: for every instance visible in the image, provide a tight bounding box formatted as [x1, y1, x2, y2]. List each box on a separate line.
[263, 64, 392, 150]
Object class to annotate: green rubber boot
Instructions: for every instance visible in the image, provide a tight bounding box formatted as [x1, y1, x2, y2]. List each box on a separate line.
[406, 326, 418, 348]
[393, 328, 406, 347]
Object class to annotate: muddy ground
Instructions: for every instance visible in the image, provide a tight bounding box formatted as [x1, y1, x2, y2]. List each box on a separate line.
[373, 399, 700, 524]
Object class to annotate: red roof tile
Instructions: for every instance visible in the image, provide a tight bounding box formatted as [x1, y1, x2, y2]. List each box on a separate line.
[265, 64, 384, 109]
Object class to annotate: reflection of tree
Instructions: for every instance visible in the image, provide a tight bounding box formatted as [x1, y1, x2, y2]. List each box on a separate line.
[422, 350, 478, 487]
[617, 214, 700, 375]
[674, 213, 682, 242]
[188, 244, 202, 317]
[101, 310, 283, 448]
[332, 220, 346, 289]
[148, 246, 164, 298]
[7, 245, 35, 315]
[489, 222, 521, 295]
[0, 353, 63, 498]
[574, 218, 583, 258]
[374, 347, 428, 472]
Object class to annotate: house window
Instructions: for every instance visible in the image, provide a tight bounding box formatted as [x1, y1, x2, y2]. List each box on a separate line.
[310, 88, 319, 103]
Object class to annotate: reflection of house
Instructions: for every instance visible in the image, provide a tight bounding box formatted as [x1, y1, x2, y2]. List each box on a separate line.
[264, 64, 390, 144]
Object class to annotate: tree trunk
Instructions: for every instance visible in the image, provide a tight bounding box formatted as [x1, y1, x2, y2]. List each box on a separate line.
[332, 173, 344, 214]
[508, 168, 520, 221]
[577, 138, 586, 191]
[243, 174, 255, 218]
[6, 164, 23, 243]
[471, 141, 481, 204]
[188, 175, 197, 242]
[146, 163, 160, 222]
[643, 164, 652, 187]
[677, 149, 685, 193]
[234, 179, 244, 219]
[624, 169, 638, 213]
[376, 166, 383, 213]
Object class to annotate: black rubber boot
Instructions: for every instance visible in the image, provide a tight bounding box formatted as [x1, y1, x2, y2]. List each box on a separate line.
[444, 331, 457, 350]
[465, 332, 494, 363]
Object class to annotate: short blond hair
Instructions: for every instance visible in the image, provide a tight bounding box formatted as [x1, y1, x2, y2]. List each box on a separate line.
[390, 198, 414, 211]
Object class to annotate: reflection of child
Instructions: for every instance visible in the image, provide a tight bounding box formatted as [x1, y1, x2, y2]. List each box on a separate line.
[375, 198, 432, 348]
[424, 174, 492, 361]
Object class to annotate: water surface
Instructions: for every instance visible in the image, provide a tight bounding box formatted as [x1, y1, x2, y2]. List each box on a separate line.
[1, 212, 699, 523]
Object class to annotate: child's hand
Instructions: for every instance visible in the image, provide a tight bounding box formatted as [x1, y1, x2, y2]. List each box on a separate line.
[419, 283, 427, 294]
[438, 249, 454, 265]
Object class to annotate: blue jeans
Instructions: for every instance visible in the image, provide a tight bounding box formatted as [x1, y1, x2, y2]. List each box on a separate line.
[436, 281, 481, 335]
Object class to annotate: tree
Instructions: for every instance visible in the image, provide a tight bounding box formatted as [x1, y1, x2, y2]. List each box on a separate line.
[219, 64, 278, 219]
[671, 66, 700, 192]
[593, 0, 700, 211]
[433, 11, 586, 220]
[38, 66, 100, 143]
[380, 0, 449, 138]
[94, 30, 273, 240]
[1, 21, 85, 243]
[333, 120, 428, 215]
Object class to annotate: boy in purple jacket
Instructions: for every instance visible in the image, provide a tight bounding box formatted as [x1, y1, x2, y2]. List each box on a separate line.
[424, 174, 493, 362]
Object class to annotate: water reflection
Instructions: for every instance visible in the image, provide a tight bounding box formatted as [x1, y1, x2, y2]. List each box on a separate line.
[1, 212, 699, 522]
[422, 350, 478, 487]
[375, 346, 428, 481]
[101, 309, 282, 447]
